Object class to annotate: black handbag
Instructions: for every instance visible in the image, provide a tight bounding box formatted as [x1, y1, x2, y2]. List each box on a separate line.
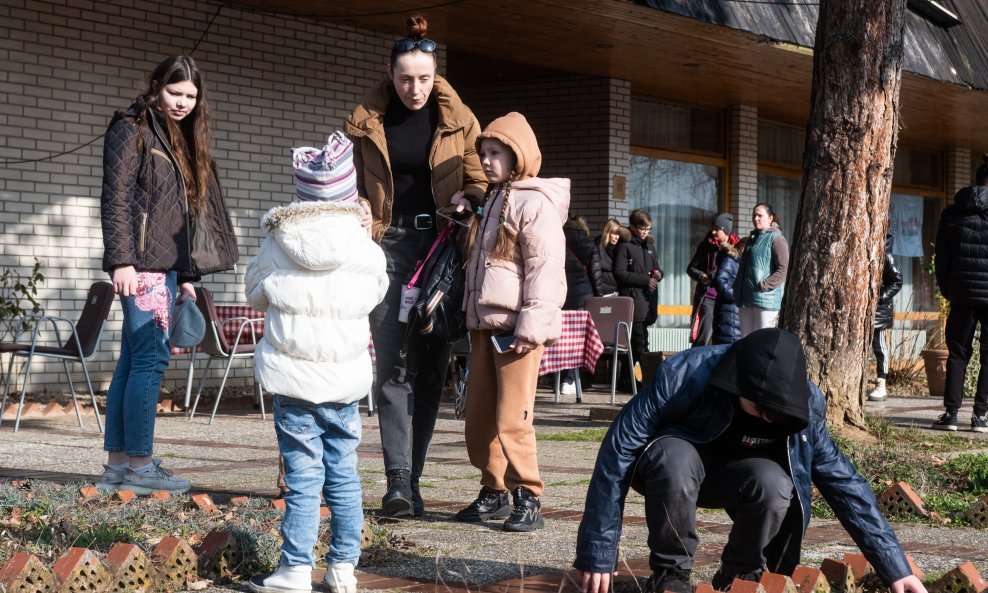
[406, 224, 467, 344]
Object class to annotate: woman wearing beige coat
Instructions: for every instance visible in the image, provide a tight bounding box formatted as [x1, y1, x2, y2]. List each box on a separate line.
[344, 15, 486, 518]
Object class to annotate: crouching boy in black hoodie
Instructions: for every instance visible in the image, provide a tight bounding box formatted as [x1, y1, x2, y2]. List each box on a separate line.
[574, 329, 927, 593]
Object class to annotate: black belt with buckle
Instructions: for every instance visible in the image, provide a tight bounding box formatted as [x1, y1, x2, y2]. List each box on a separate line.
[393, 213, 434, 230]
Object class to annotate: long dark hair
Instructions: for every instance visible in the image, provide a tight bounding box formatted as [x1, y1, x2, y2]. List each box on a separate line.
[137, 55, 214, 215]
[754, 202, 780, 228]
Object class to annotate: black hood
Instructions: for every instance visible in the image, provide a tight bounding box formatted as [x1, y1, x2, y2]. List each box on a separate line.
[707, 328, 810, 428]
[884, 232, 894, 253]
[953, 185, 988, 214]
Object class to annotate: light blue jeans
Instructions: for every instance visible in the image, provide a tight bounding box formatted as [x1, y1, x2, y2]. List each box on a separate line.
[275, 395, 363, 567]
[103, 271, 176, 457]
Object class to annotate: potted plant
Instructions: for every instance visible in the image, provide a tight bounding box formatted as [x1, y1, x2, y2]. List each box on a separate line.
[920, 290, 949, 398]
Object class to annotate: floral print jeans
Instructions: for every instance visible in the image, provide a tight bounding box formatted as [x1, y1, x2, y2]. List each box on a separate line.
[103, 271, 176, 457]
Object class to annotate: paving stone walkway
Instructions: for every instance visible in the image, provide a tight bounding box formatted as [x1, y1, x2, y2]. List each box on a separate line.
[2, 388, 988, 592]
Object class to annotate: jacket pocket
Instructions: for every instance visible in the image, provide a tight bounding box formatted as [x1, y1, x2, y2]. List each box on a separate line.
[478, 259, 524, 311]
[151, 148, 174, 170]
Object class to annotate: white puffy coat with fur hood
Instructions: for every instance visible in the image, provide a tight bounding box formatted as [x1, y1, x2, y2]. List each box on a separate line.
[244, 201, 388, 404]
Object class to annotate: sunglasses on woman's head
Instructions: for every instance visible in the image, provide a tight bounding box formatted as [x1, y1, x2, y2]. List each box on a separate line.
[393, 38, 437, 53]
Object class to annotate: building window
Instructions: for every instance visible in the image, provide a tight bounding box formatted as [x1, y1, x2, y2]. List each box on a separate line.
[756, 173, 800, 241]
[889, 193, 941, 315]
[893, 147, 942, 190]
[628, 153, 724, 329]
[631, 98, 724, 156]
[758, 122, 805, 168]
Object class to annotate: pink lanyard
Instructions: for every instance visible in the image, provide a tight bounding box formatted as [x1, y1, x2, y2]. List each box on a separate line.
[406, 224, 452, 290]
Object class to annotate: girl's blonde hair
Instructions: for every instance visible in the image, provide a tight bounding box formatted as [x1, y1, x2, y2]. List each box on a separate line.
[599, 218, 622, 247]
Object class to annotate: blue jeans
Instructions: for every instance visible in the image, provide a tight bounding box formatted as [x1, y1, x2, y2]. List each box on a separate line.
[275, 395, 363, 567]
[103, 271, 176, 457]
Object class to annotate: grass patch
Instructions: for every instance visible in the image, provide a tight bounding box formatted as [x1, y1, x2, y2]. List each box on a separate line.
[811, 417, 988, 524]
[539, 427, 608, 442]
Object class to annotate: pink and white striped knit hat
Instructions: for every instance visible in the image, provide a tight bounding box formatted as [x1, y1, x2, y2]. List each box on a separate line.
[291, 131, 359, 203]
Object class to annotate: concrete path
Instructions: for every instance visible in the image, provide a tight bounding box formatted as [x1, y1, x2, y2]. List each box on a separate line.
[2, 389, 988, 592]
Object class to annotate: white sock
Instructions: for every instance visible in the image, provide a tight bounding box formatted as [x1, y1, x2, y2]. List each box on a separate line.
[108, 463, 128, 471]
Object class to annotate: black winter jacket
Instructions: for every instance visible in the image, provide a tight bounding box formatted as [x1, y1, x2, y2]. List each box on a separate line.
[874, 234, 903, 330]
[563, 227, 603, 309]
[935, 185, 988, 306]
[614, 235, 662, 323]
[100, 101, 239, 282]
[595, 227, 631, 296]
[574, 345, 913, 585]
[712, 249, 740, 344]
[687, 237, 720, 312]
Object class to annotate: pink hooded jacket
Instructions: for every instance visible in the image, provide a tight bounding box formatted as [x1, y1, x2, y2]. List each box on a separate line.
[464, 112, 570, 345]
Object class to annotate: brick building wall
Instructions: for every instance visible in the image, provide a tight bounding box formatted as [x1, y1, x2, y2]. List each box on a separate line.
[729, 103, 758, 236]
[457, 76, 632, 233]
[0, 0, 405, 392]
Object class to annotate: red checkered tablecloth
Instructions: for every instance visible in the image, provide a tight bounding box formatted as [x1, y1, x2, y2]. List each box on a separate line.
[538, 310, 604, 376]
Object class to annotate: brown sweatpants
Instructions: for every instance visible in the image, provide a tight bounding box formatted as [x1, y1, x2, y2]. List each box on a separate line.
[464, 329, 545, 497]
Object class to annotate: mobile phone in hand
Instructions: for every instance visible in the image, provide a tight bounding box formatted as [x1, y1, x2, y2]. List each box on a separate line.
[491, 333, 516, 354]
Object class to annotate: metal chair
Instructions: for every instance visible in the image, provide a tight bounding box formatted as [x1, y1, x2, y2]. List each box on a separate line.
[188, 287, 265, 424]
[0, 281, 115, 432]
[584, 296, 637, 404]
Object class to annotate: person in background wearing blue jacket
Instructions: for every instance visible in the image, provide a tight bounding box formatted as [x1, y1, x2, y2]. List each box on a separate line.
[574, 329, 926, 593]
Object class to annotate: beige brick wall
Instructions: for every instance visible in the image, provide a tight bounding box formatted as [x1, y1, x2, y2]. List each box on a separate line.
[946, 146, 972, 197]
[729, 103, 759, 236]
[0, 0, 405, 392]
[457, 76, 632, 233]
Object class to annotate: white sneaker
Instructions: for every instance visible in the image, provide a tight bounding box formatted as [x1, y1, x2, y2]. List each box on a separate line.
[867, 379, 887, 401]
[248, 564, 312, 593]
[560, 381, 577, 396]
[324, 562, 357, 593]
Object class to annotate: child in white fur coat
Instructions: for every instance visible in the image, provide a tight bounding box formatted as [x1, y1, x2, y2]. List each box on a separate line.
[246, 132, 387, 593]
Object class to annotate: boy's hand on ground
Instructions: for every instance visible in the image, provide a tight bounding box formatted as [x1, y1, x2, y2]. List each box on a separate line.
[891, 575, 926, 593]
[580, 570, 614, 593]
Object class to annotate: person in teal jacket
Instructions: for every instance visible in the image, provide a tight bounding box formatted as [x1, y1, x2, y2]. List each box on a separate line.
[734, 203, 788, 337]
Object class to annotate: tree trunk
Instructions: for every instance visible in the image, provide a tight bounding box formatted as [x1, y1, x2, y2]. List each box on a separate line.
[779, 0, 907, 428]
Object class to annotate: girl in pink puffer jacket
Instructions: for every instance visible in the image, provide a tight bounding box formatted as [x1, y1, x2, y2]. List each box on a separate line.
[453, 112, 569, 533]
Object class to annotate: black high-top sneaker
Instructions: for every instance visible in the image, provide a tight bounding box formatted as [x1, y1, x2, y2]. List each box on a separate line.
[502, 486, 544, 532]
[643, 568, 692, 593]
[711, 565, 764, 591]
[454, 486, 510, 522]
[381, 468, 413, 517]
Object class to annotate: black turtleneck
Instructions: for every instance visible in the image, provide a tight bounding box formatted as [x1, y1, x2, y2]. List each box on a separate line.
[384, 94, 439, 216]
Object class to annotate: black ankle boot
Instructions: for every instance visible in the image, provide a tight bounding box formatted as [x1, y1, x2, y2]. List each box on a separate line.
[711, 565, 763, 591]
[643, 568, 692, 593]
[410, 473, 424, 517]
[381, 469, 413, 517]
[454, 486, 510, 522]
[502, 486, 544, 532]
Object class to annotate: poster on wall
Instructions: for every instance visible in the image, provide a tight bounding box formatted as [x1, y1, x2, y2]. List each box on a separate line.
[889, 194, 924, 257]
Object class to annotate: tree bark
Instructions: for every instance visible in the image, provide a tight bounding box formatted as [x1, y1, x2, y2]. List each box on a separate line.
[779, 0, 907, 428]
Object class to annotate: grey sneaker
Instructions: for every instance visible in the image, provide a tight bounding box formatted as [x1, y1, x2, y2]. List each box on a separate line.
[120, 460, 191, 495]
[95, 464, 126, 492]
[973, 415, 988, 433]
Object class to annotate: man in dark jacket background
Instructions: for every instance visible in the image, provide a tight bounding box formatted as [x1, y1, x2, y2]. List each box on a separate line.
[867, 232, 902, 401]
[932, 158, 988, 431]
[614, 209, 662, 388]
[574, 329, 926, 593]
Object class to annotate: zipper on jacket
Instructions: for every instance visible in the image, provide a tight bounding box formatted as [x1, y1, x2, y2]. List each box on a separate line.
[138, 212, 148, 255]
[149, 115, 193, 271]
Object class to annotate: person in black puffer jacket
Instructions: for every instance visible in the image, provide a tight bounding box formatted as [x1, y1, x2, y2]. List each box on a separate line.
[595, 219, 630, 296]
[614, 209, 663, 382]
[867, 232, 902, 402]
[933, 157, 988, 432]
[563, 215, 603, 310]
[712, 235, 742, 345]
[98, 56, 238, 496]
